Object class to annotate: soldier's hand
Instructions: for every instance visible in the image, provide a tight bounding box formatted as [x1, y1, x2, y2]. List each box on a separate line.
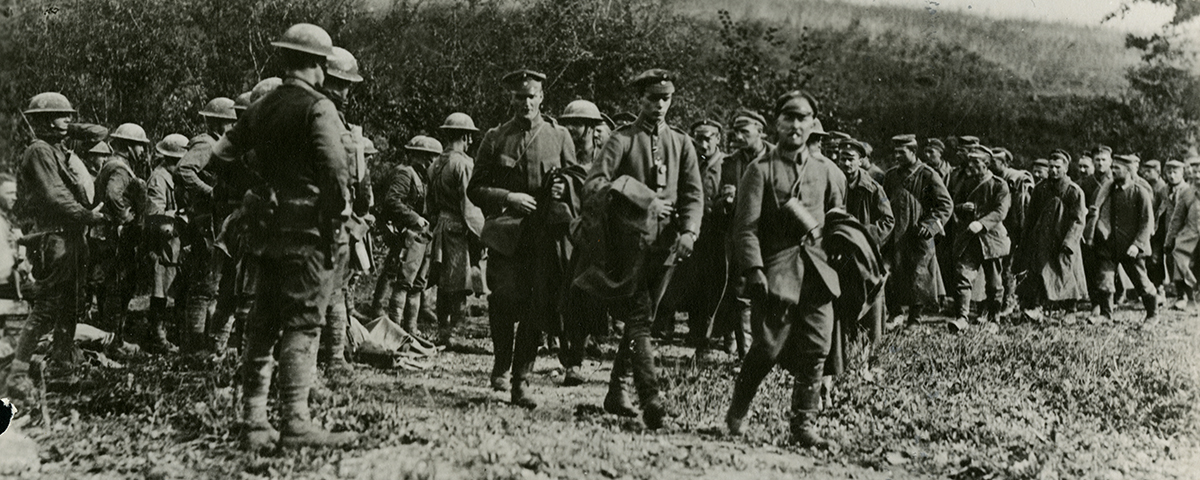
[549, 178, 567, 200]
[506, 192, 538, 214]
[417, 216, 430, 230]
[675, 232, 695, 259]
[651, 198, 674, 220]
[1126, 245, 1140, 258]
[968, 221, 984, 234]
[917, 223, 936, 239]
[745, 268, 768, 299]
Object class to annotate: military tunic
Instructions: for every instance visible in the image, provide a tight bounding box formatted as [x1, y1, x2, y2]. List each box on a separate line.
[430, 151, 485, 294]
[147, 165, 181, 299]
[1084, 179, 1156, 296]
[882, 161, 952, 313]
[93, 155, 145, 334]
[1166, 184, 1200, 288]
[376, 162, 430, 291]
[948, 171, 1011, 306]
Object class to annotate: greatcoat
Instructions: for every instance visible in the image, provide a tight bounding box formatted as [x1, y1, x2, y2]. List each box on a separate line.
[1016, 177, 1088, 301]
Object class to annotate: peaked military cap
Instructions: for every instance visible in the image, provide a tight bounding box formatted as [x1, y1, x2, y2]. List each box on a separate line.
[1094, 144, 1113, 155]
[1113, 154, 1140, 167]
[630, 69, 675, 94]
[964, 145, 993, 160]
[1142, 159, 1161, 170]
[957, 135, 981, 146]
[841, 139, 871, 157]
[924, 138, 945, 152]
[612, 112, 637, 127]
[1165, 159, 1185, 169]
[731, 109, 767, 129]
[690, 119, 722, 137]
[1188, 157, 1200, 167]
[601, 113, 616, 131]
[774, 90, 820, 118]
[1032, 158, 1050, 168]
[1049, 149, 1071, 163]
[891, 134, 918, 148]
[991, 147, 1013, 164]
[502, 69, 546, 86]
[828, 131, 852, 141]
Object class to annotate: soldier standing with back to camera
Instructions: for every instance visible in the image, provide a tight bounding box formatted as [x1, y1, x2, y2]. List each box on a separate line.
[6, 92, 106, 400]
[144, 133, 190, 354]
[724, 90, 845, 448]
[469, 69, 576, 408]
[211, 23, 356, 450]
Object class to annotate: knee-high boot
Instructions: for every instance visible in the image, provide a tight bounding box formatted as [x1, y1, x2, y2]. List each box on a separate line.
[790, 361, 834, 449]
[387, 289, 408, 326]
[240, 343, 278, 452]
[402, 289, 422, 336]
[489, 299, 515, 391]
[603, 336, 637, 417]
[725, 344, 774, 435]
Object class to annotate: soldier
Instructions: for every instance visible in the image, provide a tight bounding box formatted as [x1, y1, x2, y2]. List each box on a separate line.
[882, 134, 952, 327]
[93, 123, 152, 352]
[1141, 159, 1170, 298]
[989, 147, 1034, 316]
[573, 69, 701, 428]
[947, 146, 1011, 328]
[429, 121, 485, 346]
[838, 139, 894, 244]
[82, 141, 114, 180]
[210, 23, 356, 449]
[1079, 146, 1111, 308]
[144, 134, 189, 354]
[6, 92, 106, 400]
[921, 138, 951, 181]
[724, 90, 845, 448]
[669, 119, 726, 351]
[1073, 154, 1094, 182]
[1015, 154, 1088, 315]
[1083, 154, 1158, 323]
[1167, 158, 1200, 309]
[372, 132, 436, 336]
[1031, 159, 1050, 184]
[709, 109, 773, 358]
[469, 69, 576, 408]
[559, 100, 604, 166]
[1161, 160, 1193, 308]
[176, 96, 238, 353]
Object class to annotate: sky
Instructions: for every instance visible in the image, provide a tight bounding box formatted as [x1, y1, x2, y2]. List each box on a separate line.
[843, 0, 1179, 32]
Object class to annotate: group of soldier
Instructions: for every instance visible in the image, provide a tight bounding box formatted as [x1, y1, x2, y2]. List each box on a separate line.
[4, 21, 1200, 452]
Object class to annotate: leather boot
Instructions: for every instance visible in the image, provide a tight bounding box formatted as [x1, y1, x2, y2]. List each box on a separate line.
[1143, 293, 1159, 322]
[955, 292, 971, 321]
[1089, 292, 1114, 323]
[240, 351, 279, 452]
[321, 296, 351, 373]
[277, 329, 357, 448]
[145, 298, 179, 355]
[369, 274, 391, 319]
[182, 295, 213, 354]
[790, 379, 833, 449]
[630, 335, 670, 429]
[603, 339, 638, 417]
[489, 303, 515, 389]
[510, 377, 538, 409]
[437, 293, 466, 346]
[724, 375, 757, 435]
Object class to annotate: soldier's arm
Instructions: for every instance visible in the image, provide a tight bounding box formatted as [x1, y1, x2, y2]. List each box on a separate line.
[146, 173, 167, 216]
[1063, 185, 1087, 248]
[730, 163, 765, 275]
[825, 164, 846, 211]
[583, 134, 625, 198]
[22, 146, 94, 223]
[676, 137, 703, 236]
[178, 138, 215, 200]
[456, 159, 484, 237]
[922, 170, 953, 234]
[1135, 186, 1155, 251]
[466, 130, 509, 212]
[105, 169, 136, 224]
[310, 98, 351, 221]
[384, 169, 421, 230]
[977, 181, 1010, 231]
[1166, 190, 1189, 246]
[872, 187, 895, 244]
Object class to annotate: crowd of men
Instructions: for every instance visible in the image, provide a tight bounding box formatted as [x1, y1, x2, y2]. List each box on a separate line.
[3, 22, 1200, 452]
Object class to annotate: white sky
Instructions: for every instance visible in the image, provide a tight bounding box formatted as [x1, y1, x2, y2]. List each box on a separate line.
[842, 0, 1179, 32]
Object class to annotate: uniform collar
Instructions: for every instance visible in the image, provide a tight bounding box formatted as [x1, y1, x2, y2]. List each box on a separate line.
[283, 76, 319, 94]
[512, 113, 544, 131]
[634, 115, 665, 135]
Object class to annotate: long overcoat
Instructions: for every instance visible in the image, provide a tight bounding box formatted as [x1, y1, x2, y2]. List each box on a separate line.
[1017, 177, 1088, 301]
[949, 170, 1011, 260]
[1167, 184, 1200, 287]
[881, 161, 952, 307]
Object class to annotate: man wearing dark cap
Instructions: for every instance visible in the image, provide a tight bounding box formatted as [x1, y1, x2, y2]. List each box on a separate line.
[1079, 145, 1114, 307]
[1015, 153, 1088, 315]
[921, 138, 951, 181]
[990, 147, 1034, 316]
[1083, 154, 1158, 323]
[724, 90, 845, 449]
[838, 140, 894, 245]
[1141, 159, 1171, 298]
[575, 68, 701, 429]
[882, 134, 953, 326]
[661, 119, 727, 351]
[707, 108, 774, 358]
[1031, 159, 1050, 184]
[1166, 158, 1200, 309]
[1069, 153, 1093, 182]
[947, 146, 1011, 327]
[469, 68, 577, 408]
[858, 140, 886, 185]
[824, 130, 852, 162]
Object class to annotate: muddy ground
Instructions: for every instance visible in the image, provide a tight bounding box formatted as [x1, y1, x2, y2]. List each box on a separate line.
[4, 291, 1200, 479]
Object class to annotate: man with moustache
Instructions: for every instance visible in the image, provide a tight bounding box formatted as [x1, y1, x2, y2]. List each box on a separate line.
[1083, 154, 1158, 323]
[1015, 154, 1088, 314]
[947, 146, 1011, 327]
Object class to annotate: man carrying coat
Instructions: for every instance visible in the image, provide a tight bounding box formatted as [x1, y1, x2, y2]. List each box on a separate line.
[947, 146, 1011, 327]
[724, 90, 845, 449]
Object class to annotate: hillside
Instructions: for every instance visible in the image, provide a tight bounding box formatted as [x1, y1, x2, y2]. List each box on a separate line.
[670, 0, 1139, 96]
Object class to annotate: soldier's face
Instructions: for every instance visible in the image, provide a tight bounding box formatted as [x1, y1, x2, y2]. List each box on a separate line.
[893, 146, 917, 166]
[1095, 153, 1112, 173]
[692, 131, 720, 156]
[510, 86, 543, 120]
[1166, 166, 1185, 185]
[730, 124, 762, 152]
[638, 92, 672, 122]
[1077, 159, 1093, 177]
[1189, 164, 1200, 182]
[1140, 166, 1159, 182]
[774, 99, 817, 150]
[837, 147, 861, 174]
[1112, 163, 1130, 182]
[921, 147, 942, 165]
[0, 181, 16, 212]
[965, 155, 988, 177]
[45, 115, 71, 137]
[1048, 159, 1066, 180]
[564, 122, 594, 149]
[1032, 166, 1048, 182]
[594, 124, 611, 149]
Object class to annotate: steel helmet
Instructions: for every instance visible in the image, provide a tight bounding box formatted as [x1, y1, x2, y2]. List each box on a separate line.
[233, 91, 253, 112]
[439, 113, 479, 132]
[559, 100, 603, 122]
[200, 97, 236, 120]
[24, 92, 76, 115]
[270, 23, 335, 59]
[404, 135, 443, 154]
[156, 133, 190, 158]
[88, 141, 113, 155]
[326, 47, 363, 83]
[110, 123, 150, 144]
[250, 77, 283, 103]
